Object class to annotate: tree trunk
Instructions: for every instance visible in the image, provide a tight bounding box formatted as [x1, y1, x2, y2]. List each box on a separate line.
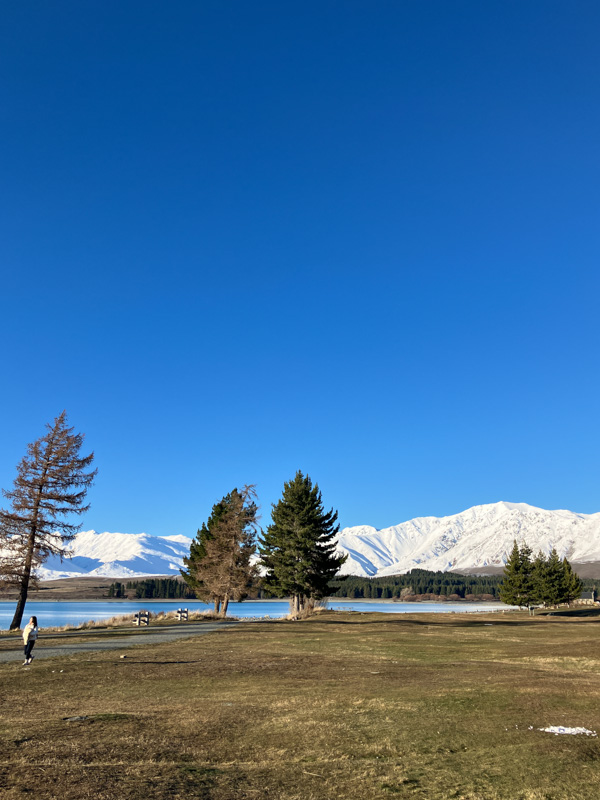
[214, 598, 221, 615]
[10, 532, 36, 630]
[221, 595, 229, 617]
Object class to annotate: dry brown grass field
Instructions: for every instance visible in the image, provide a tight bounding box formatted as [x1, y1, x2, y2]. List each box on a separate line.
[2, 609, 600, 799]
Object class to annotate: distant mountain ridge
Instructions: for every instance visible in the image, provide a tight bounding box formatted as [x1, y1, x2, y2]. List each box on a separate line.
[335, 501, 600, 577]
[26, 501, 600, 580]
[36, 531, 191, 580]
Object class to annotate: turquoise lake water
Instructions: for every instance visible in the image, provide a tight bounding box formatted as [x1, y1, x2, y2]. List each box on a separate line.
[0, 599, 511, 629]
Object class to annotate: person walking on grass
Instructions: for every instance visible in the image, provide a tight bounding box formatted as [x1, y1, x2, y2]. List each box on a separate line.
[22, 616, 38, 665]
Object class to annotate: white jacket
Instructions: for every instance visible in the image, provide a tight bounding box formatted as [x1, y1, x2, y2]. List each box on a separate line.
[22, 623, 38, 644]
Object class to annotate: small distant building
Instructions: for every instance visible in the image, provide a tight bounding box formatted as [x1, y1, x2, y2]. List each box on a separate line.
[577, 591, 596, 605]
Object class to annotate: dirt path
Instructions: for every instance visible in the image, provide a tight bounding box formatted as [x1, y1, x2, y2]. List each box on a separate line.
[0, 621, 239, 663]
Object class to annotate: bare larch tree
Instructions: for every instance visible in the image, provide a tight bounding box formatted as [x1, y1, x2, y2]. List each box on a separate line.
[0, 411, 96, 629]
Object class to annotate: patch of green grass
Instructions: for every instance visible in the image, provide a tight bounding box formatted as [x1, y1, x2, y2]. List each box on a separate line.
[2, 611, 600, 798]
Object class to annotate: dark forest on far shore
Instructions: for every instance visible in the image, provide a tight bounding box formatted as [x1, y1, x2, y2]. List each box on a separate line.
[107, 571, 600, 602]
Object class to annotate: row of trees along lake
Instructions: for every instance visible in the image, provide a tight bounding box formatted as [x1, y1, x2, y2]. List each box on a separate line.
[108, 578, 196, 599]
[0, 412, 593, 627]
[499, 541, 584, 607]
[110, 571, 505, 601]
[110, 569, 598, 603]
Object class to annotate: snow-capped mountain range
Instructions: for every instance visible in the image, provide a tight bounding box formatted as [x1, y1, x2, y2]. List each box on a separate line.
[31, 501, 600, 580]
[335, 501, 600, 577]
[37, 531, 191, 580]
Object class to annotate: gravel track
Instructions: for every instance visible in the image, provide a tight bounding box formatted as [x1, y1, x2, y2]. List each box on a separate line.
[0, 621, 239, 663]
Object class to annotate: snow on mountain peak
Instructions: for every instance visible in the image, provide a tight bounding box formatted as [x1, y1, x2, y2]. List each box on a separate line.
[335, 502, 600, 577]
[19, 501, 600, 582]
[36, 529, 192, 580]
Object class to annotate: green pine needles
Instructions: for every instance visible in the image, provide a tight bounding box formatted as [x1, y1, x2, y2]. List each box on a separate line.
[259, 471, 347, 617]
[500, 540, 582, 609]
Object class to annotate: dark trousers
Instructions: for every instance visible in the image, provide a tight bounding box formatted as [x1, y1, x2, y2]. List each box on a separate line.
[24, 640, 35, 659]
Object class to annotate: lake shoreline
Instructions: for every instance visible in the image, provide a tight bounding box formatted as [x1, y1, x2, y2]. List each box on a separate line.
[0, 598, 514, 630]
[0, 595, 504, 604]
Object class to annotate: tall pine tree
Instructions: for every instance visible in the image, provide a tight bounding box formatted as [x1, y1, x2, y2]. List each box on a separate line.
[562, 557, 582, 605]
[538, 548, 565, 607]
[182, 486, 259, 616]
[531, 551, 548, 606]
[500, 541, 535, 608]
[0, 412, 96, 629]
[259, 471, 347, 616]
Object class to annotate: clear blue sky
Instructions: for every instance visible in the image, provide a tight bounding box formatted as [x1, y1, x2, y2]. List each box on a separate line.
[1, 1, 599, 537]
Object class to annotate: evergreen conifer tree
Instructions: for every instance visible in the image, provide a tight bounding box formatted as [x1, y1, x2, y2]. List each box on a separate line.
[531, 551, 548, 606]
[499, 541, 521, 606]
[500, 541, 535, 608]
[0, 412, 96, 629]
[539, 548, 566, 607]
[562, 558, 582, 605]
[259, 471, 347, 616]
[183, 486, 259, 616]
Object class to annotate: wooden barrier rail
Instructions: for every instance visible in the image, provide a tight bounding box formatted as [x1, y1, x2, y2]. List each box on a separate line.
[133, 611, 150, 626]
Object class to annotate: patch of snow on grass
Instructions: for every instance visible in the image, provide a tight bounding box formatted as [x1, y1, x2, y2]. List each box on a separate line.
[538, 726, 597, 736]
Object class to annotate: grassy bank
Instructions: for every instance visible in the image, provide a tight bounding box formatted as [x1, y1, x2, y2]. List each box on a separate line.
[1, 610, 600, 799]
[0, 609, 228, 639]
